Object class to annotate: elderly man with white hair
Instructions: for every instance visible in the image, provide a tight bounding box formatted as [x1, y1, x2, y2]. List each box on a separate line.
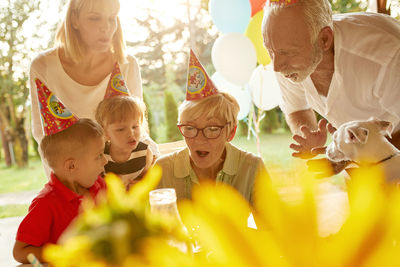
[262, 0, 400, 173]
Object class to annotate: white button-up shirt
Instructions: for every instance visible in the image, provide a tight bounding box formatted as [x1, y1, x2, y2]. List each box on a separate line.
[278, 12, 400, 132]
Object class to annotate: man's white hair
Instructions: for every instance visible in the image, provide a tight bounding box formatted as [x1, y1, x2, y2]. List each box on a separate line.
[263, 0, 333, 42]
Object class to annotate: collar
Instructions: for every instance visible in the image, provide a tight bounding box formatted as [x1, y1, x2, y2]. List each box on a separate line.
[49, 172, 82, 202]
[173, 143, 240, 178]
[356, 153, 399, 167]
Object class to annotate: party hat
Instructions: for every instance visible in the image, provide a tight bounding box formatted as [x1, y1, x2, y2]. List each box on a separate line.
[35, 78, 79, 136]
[104, 63, 129, 99]
[186, 49, 219, 100]
[268, 0, 299, 6]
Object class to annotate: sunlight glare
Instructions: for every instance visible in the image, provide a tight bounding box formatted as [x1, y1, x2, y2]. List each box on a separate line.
[119, 0, 188, 43]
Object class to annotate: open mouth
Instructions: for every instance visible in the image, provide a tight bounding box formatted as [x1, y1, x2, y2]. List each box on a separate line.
[128, 140, 137, 146]
[285, 73, 297, 79]
[196, 150, 209, 157]
[100, 171, 105, 178]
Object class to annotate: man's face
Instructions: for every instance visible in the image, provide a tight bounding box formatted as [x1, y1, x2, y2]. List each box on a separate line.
[264, 6, 323, 83]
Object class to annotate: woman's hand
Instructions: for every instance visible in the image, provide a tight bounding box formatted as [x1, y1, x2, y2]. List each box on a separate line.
[290, 119, 336, 159]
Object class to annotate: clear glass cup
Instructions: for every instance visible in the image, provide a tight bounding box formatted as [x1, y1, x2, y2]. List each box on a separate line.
[149, 188, 193, 254]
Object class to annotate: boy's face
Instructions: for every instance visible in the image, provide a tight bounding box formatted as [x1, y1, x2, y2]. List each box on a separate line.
[105, 117, 141, 153]
[74, 136, 107, 188]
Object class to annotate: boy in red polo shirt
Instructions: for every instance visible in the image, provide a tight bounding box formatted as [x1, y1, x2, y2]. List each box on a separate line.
[13, 79, 108, 264]
[13, 118, 107, 263]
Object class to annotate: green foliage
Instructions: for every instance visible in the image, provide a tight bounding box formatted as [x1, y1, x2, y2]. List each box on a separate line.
[237, 120, 249, 136]
[0, 204, 29, 219]
[280, 111, 291, 131]
[260, 108, 280, 133]
[31, 135, 39, 157]
[0, 158, 46, 194]
[0, 0, 47, 168]
[143, 92, 156, 141]
[329, 0, 367, 13]
[164, 90, 182, 142]
[127, 2, 217, 142]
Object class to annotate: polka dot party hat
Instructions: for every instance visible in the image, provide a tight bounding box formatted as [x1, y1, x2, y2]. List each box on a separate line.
[35, 78, 79, 136]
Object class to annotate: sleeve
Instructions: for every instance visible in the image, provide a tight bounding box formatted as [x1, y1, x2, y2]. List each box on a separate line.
[29, 61, 44, 145]
[125, 55, 143, 99]
[16, 198, 53, 247]
[29, 59, 52, 178]
[374, 49, 400, 130]
[276, 73, 310, 115]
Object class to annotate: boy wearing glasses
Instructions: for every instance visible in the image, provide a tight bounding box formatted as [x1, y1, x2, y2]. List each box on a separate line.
[155, 50, 267, 205]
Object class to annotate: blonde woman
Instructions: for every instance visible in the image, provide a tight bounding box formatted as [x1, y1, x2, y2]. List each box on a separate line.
[30, 0, 157, 175]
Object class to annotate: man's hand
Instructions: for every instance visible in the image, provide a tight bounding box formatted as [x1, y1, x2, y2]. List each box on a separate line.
[290, 119, 336, 159]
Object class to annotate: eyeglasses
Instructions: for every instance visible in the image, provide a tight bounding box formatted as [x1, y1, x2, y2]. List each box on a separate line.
[177, 124, 229, 139]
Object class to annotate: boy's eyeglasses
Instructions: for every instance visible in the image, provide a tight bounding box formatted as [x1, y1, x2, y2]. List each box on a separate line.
[177, 124, 229, 139]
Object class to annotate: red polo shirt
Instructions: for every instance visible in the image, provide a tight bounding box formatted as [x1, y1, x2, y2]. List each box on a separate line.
[16, 173, 106, 246]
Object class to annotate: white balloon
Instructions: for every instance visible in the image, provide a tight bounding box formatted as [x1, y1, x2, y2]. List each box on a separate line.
[212, 33, 257, 86]
[211, 72, 242, 91]
[249, 64, 283, 111]
[211, 72, 251, 120]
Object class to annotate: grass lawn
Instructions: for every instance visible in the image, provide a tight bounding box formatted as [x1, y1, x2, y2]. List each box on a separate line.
[0, 158, 47, 194]
[233, 131, 295, 166]
[233, 131, 345, 187]
[0, 204, 29, 219]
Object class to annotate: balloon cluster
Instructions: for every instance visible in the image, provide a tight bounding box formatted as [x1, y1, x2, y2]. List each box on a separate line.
[209, 0, 282, 117]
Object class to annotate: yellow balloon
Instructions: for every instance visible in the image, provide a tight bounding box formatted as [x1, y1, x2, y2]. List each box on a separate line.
[245, 10, 271, 66]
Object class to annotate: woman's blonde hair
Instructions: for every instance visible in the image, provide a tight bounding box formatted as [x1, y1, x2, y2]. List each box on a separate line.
[263, 0, 333, 42]
[178, 92, 240, 134]
[55, 0, 126, 64]
[95, 95, 147, 129]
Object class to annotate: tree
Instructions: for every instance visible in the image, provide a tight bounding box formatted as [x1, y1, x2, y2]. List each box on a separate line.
[143, 92, 156, 141]
[0, 0, 44, 167]
[329, 0, 367, 13]
[164, 90, 182, 142]
[260, 108, 280, 134]
[126, 1, 218, 138]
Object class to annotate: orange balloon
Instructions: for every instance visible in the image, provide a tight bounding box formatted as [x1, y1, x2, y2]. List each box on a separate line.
[250, 0, 267, 17]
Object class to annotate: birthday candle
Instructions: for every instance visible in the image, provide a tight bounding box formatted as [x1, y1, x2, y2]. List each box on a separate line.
[27, 253, 43, 267]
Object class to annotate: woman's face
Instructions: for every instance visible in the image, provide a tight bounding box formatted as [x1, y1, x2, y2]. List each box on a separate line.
[181, 115, 230, 170]
[72, 3, 118, 52]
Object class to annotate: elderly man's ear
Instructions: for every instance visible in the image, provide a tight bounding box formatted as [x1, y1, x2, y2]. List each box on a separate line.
[318, 26, 334, 51]
[227, 125, 237, 142]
